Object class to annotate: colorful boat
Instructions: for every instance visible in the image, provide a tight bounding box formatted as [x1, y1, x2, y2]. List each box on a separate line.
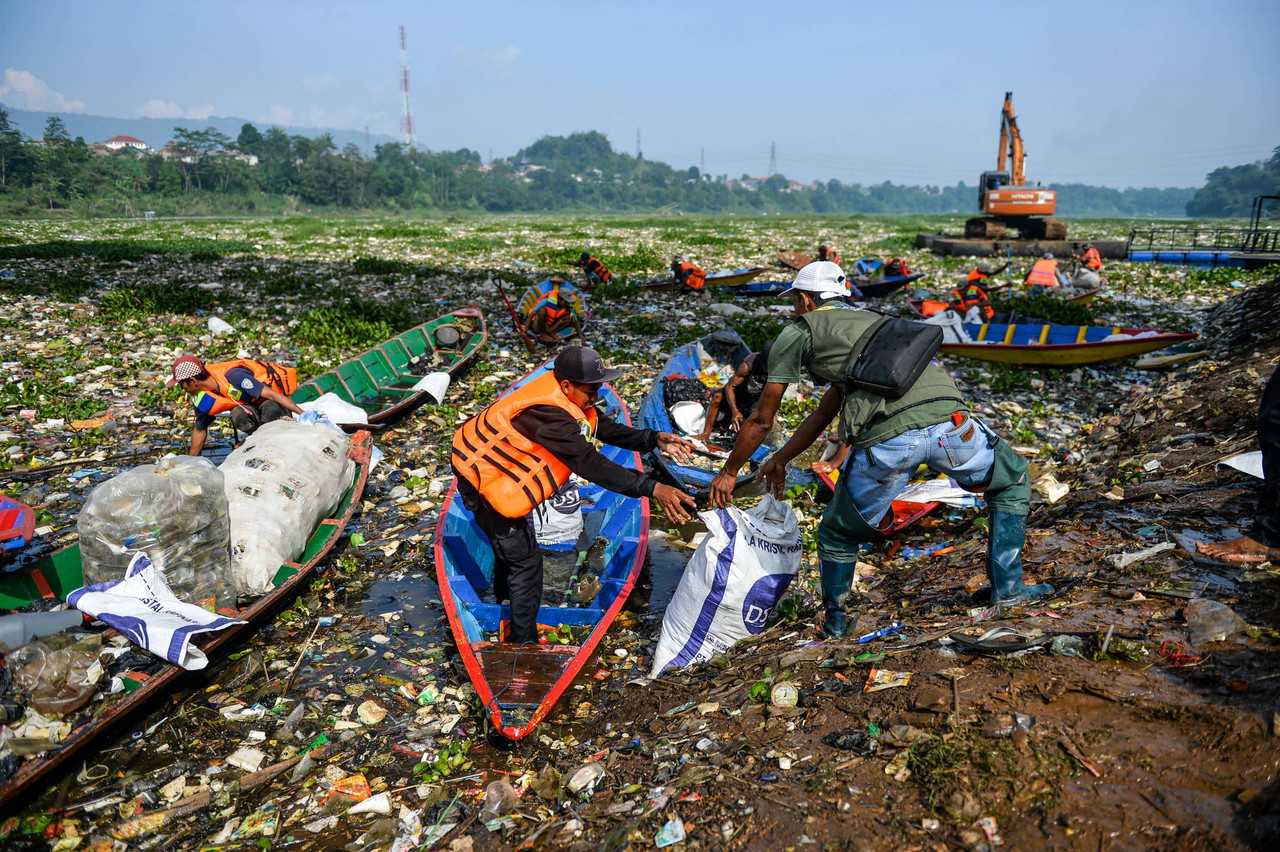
[292, 307, 486, 427]
[720, 281, 791, 299]
[634, 266, 770, 292]
[938, 323, 1199, 366]
[0, 497, 36, 557]
[516, 279, 587, 343]
[776, 250, 812, 271]
[812, 466, 941, 535]
[0, 432, 373, 811]
[434, 364, 648, 740]
[853, 257, 925, 296]
[638, 330, 772, 495]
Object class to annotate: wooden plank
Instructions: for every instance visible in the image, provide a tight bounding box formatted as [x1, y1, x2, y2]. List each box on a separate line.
[474, 643, 579, 707]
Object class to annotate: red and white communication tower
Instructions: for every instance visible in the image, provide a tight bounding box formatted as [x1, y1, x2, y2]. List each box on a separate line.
[399, 25, 414, 150]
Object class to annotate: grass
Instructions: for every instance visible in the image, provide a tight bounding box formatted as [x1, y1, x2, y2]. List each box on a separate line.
[98, 281, 230, 320]
[991, 294, 1097, 326]
[352, 256, 417, 276]
[291, 300, 416, 349]
[729, 315, 785, 351]
[0, 238, 256, 262]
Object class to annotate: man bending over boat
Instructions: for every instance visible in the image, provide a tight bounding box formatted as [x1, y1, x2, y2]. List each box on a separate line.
[452, 346, 698, 644]
[578, 252, 613, 289]
[694, 342, 773, 441]
[671, 256, 708, 298]
[707, 261, 1052, 638]
[169, 355, 302, 456]
[526, 287, 582, 345]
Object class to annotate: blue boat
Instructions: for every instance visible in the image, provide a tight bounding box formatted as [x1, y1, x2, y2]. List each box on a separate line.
[433, 362, 649, 740]
[638, 329, 772, 495]
[853, 257, 926, 296]
[720, 280, 790, 299]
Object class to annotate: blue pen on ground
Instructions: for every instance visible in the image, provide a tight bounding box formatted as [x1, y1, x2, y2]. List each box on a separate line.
[856, 621, 903, 644]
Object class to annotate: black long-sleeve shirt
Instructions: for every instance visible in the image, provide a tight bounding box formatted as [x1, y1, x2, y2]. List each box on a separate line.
[511, 404, 659, 498]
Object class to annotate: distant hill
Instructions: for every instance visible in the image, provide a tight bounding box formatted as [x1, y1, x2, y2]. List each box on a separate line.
[0, 104, 398, 153]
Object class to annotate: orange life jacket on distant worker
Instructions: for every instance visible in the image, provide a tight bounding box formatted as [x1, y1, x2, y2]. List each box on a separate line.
[817, 247, 841, 265]
[674, 262, 707, 291]
[193, 359, 298, 417]
[537, 290, 570, 323]
[584, 256, 612, 283]
[966, 268, 990, 284]
[952, 284, 995, 322]
[919, 300, 952, 318]
[1082, 247, 1102, 271]
[451, 371, 600, 518]
[884, 257, 912, 277]
[1025, 258, 1062, 288]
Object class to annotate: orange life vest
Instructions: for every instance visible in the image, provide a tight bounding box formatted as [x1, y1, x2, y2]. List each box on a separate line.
[451, 372, 600, 518]
[1026, 258, 1061, 288]
[193, 359, 298, 417]
[965, 268, 989, 284]
[675, 262, 707, 291]
[884, 257, 912, 277]
[919, 300, 952, 318]
[1082, 248, 1102, 271]
[584, 257, 612, 283]
[951, 284, 995, 321]
[817, 248, 841, 265]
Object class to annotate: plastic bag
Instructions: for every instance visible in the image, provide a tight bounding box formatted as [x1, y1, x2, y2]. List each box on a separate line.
[221, 420, 354, 596]
[78, 455, 233, 610]
[531, 479, 583, 547]
[8, 633, 105, 716]
[650, 495, 803, 677]
[297, 392, 369, 426]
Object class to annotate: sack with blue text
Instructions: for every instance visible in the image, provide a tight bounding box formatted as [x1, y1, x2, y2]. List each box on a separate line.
[650, 495, 802, 677]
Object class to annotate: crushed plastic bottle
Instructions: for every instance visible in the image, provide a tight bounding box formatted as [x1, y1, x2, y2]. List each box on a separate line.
[480, 779, 518, 820]
[566, 761, 606, 797]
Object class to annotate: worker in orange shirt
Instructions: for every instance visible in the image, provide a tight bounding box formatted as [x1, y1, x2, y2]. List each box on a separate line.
[1080, 244, 1103, 272]
[671, 256, 708, 297]
[816, 245, 840, 265]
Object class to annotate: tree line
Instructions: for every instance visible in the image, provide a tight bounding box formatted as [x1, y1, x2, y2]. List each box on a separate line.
[1184, 147, 1280, 218]
[0, 113, 1209, 218]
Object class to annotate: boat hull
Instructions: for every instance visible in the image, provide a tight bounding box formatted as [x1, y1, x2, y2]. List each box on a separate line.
[0, 432, 373, 811]
[939, 324, 1199, 366]
[635, 266, 769, 292]
[434, 364, 648, 740]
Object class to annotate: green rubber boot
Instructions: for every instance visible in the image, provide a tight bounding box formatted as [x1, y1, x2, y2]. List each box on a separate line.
[987, 510, 1053, 605]
[819, 561, 858, 638]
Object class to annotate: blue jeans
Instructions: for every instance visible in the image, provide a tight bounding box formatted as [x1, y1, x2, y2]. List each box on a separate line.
[818, 415, 999, 562]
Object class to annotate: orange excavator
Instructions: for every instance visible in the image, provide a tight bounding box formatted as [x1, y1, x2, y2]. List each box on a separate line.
[965, 92, 1067, 241]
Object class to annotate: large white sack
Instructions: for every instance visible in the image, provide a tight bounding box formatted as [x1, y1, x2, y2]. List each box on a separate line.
[650, 495, 802, 677]
[221, 420, 354, 595]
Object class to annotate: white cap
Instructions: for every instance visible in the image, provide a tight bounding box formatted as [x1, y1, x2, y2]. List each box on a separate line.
[782, 260, 849, 301]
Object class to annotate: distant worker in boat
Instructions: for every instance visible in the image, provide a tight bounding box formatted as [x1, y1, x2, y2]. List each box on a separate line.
[578, 252, 612, 289]
[451, 347, 698, 644]
[1071, 244, 1106, 292]
[526, 286, 581, 345]
[816, 245, 840, 265]
[707, 261, 1051, 638]
[951, 280, 996, 323]
[1199, 364, 1280, 564]
[671, 256, 708, 297]
[693, 342, 773, 442]
[881, 257, 913, 278]
[1024, 253, 1069, 291]
[168, 355, 302, 457]
[1080, 244, 1103, 272]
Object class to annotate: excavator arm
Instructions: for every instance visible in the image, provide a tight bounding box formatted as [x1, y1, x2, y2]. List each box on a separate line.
[1002, 92, 1025, 187]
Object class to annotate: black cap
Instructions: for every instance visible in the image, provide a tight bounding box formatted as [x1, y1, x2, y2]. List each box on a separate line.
[553, 346, 622, 385]
[580, 251, 590, 260]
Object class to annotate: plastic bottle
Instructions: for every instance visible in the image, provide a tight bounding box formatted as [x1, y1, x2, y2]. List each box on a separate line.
[480, 779, 517, 819]
[207, 317, 236, 336]
[0, 610, 84, 651]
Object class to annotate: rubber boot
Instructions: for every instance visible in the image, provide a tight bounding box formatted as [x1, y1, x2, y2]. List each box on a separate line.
[987, 510, 1053, 605]
[819, 561, 858, 638]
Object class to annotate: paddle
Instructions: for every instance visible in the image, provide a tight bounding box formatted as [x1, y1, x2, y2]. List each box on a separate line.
[492, 276, 537, 355]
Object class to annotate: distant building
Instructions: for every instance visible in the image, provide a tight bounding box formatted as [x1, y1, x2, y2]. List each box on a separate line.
[104, 134, 151, 152]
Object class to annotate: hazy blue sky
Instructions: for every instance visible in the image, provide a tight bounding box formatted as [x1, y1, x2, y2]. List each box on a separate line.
[2, 0, 1277, 188]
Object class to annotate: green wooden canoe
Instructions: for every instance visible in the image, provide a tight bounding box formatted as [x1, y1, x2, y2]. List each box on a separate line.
[292, 306, 486, 427]
[0, 432, 374, 811]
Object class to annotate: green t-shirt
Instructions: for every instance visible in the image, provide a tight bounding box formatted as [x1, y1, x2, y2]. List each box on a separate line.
[767, 316, 967, 449]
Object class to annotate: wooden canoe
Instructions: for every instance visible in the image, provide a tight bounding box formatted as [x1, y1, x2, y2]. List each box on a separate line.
[634, 266, 770, 292]
[638, 330, 771, 496]
[292, 307, 486, 428]
[434, 364, 648, 740]
[0, 432, 373, 811]
[813, 466, 941, 535]
[938, 323, 1199, 366]
[516, 279, 587, 343]
[0, 497, 35, 556]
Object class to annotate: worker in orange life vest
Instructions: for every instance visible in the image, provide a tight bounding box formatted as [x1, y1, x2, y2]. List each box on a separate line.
[965, 262, 1008, 285]
[671, 256, 708, 296]
[527, 286, 580, 345]
[1080, 245, 1103, 272]
[1024, 253, 1068, 291]
[952, 281, 995, 323]
[882, 257, 913, 277]
[451, 347, 697, 643]
[578, 252, 612, 289]
[816, 245, 840, 265]
[168, 355, 303, 456]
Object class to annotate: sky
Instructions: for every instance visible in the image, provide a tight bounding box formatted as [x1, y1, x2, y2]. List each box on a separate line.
[2, 0, 1278, 189]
